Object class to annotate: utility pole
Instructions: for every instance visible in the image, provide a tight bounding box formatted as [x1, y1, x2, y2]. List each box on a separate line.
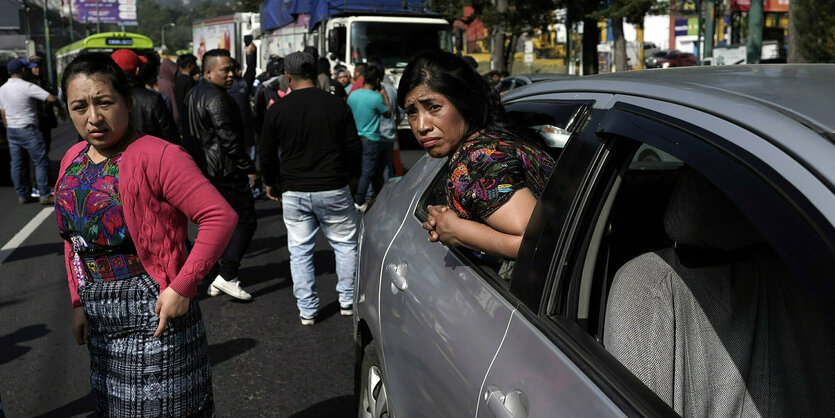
[491, 0, 507, 71]
[161, 22, 175, 55]
[43, 0, 55, 86]
[747, 0, 763, 63]
[704, 0, 715, 64]
[68, 0, 75, 42]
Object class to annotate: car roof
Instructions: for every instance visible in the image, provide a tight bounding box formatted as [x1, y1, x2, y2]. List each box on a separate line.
[509, 73, 577, 83]
[506, 64, 835, 135]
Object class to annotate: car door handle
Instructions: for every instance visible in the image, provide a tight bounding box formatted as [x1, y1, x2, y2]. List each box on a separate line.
[486, 386, 528, 418]
[386, 263, 408, 292]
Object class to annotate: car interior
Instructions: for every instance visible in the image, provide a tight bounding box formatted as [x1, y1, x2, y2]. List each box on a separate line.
[412, 104, 831, 414]
[569, 137, 831, 415]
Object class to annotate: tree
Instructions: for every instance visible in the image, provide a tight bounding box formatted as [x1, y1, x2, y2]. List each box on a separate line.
[136, 0, 237, 53]
[593, 0, 655, 71]
[432, 0, 562, 72]
[789, 0, 835, 62]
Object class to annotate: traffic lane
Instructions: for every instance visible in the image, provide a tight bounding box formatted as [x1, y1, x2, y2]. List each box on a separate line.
[201, 198, 355, 417]
[0, 121, 76, 247]
[1, 196, 356, 417]
[0, 203, 91, 417]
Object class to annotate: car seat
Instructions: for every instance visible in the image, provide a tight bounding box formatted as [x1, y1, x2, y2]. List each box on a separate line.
[603, 168, 830, 416]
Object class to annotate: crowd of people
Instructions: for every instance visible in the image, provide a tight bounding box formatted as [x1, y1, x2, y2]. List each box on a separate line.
[0, 45, 553, 415]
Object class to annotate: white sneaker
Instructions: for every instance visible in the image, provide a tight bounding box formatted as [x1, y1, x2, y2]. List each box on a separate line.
[210, 275, 252, 300]
[207, 284, 221, 296]
[299, 313, 316, 326]
[340, 304, 353, 317]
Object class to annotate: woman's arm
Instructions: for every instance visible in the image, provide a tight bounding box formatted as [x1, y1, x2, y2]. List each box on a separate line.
[153, 144, 237, 337]
[157, 144, 237, 297]
[424, 188, 537, 259]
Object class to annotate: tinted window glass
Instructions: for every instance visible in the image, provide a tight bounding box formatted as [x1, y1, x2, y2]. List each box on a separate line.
[556, 125, 834, 416]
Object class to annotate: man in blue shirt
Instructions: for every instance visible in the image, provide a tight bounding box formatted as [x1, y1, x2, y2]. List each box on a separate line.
[347, 65, 391, 210]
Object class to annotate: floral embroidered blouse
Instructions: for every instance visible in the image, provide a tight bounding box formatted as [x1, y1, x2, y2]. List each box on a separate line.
[446, 131, 555, 221]
[55, 145, 132, 252]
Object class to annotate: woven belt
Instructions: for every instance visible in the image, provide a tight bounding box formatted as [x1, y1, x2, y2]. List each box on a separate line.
[80, 252, 146, 283]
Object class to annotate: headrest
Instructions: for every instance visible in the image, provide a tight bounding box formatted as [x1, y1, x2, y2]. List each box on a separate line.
[663, 168, 764, 252]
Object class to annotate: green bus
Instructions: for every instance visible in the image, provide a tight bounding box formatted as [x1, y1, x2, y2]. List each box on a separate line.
[55, 32, 154, 79]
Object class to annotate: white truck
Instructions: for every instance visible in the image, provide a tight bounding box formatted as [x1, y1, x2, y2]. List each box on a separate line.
[193, 12, 262, 73]
[258, 0, 451, 87]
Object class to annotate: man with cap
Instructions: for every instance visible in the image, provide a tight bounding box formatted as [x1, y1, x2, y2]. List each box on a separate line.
[0, 58, 60, 204]
[260, 51, 362, 325]
[110, 49, 179, 143]
[184, 48, 257, 301]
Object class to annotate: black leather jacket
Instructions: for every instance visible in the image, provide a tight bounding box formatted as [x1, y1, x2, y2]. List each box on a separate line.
[183, 79, 255, 181]
[129, 79, 179, 144]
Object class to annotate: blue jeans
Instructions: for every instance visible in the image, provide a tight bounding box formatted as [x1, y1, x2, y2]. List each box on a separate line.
[365, 140, 394, 201]
[355, 137, 382, 205]
[282, 186, 357, 318]
[7, 126, 51, 199]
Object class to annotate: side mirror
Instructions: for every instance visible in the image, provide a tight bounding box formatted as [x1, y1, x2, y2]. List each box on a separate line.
[328, 27, 346, 59]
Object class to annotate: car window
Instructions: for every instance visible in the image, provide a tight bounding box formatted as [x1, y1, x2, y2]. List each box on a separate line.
[414, 100, 592, 286]
[545, 109, 834, 416]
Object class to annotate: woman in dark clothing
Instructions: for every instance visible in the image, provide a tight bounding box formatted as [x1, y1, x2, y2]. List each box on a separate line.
[399, 51, 554, 260]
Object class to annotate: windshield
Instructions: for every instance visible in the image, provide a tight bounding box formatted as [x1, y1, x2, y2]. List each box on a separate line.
[351, 22, 450, 67]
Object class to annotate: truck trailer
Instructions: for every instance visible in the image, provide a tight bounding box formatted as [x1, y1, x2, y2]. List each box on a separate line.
[258, 0, 451, 86]
[193, 12, 262, 74]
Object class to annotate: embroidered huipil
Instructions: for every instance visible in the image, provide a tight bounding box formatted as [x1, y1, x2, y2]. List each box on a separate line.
[55, 146, 140, 285]
[446, 132, 555, 221]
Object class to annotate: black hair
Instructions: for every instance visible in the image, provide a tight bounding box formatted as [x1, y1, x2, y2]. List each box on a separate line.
[137, 53, 160, 87]
[316, 57, 330, 76]
[273, 58, 284, 76]
[302, 46, 319, 61]
[201, 49, 231, 74]
[230, 57, 241, 72]
[354, 62, 367, 76]
[397, 50, 506, 139]
[363, 65, 383, 87]
[177, 53, 197, 71]
[61, 53, 132, 109]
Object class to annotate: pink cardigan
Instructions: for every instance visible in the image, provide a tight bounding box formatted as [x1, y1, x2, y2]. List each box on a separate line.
[57, 135, 238, 308]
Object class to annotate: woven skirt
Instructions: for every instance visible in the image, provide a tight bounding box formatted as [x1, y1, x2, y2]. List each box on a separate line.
[79, 273, 214, 417]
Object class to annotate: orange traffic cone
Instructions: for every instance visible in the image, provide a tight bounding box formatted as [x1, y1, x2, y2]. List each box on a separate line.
[393, 135, 403, 177]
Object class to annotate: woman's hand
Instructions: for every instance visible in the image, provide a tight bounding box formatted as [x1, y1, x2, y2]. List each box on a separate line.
[422, 205, 463, 247]
[72, 306, 88, 345]
[154, 287, 190, 338]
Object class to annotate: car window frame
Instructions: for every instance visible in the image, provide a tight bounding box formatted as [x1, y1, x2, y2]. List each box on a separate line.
[529, 100, 835, 416]
[411, 99, 597, 293]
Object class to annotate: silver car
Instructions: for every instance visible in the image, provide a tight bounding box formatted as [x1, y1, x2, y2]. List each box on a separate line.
[354, 65, 835, 417]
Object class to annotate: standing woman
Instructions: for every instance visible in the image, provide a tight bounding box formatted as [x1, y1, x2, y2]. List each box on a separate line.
[54, 53, 236, 415]
[400, 51, 555, 260]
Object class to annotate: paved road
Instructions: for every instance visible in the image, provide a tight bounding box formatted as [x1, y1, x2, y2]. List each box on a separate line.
[0, 123, 431, 417]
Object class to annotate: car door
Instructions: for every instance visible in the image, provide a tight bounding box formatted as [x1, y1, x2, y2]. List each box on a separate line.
[473, 96, 646, 417]
[377, 179, 517, 416]
[480, 94, 835, 417]
[376, 98, 599, 416]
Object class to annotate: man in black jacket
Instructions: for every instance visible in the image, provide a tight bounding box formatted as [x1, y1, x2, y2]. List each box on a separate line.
[260, 51, 362, 325]
[110, 49, 179, 143]
[184, 48, 256, 301]
[174, 54, 198, 134]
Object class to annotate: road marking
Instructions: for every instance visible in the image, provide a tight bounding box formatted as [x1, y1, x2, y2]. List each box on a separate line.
[0, 207, 54, 266]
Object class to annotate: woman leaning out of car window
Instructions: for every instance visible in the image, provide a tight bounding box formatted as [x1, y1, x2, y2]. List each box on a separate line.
[398, 51, 555, 261]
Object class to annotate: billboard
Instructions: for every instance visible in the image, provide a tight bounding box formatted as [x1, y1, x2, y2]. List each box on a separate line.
[732, 0, 790, 12]
[193, 18, 237, 63]
[73, 0, 137, 26]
